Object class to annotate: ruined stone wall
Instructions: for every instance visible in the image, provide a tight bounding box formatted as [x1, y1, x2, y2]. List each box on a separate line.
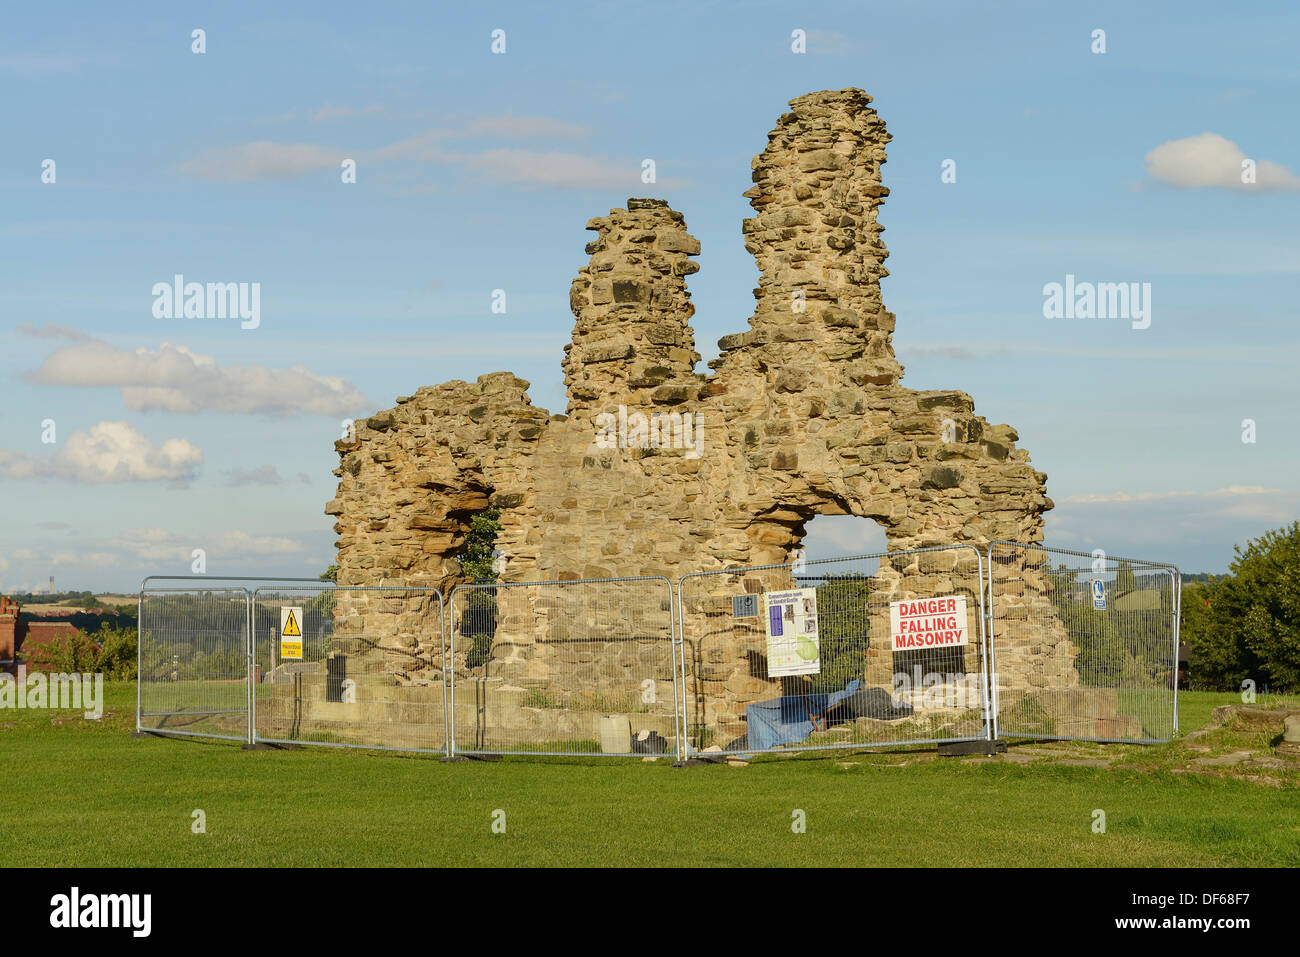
[325, 89, 1070, 725]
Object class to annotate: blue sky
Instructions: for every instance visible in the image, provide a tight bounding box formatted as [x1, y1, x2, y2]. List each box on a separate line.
[2, 0, 1298, 592]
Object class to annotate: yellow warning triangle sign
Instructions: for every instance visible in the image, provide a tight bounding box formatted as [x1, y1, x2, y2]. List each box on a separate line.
[282, 609, 301, 637]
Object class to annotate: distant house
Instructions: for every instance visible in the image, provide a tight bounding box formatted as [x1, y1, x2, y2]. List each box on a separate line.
[0, 596, 90, 674]
[0, 596, 19, 670]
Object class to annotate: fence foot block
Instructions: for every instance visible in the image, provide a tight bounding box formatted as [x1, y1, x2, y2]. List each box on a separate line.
[673, 757, 724, 768]
[439, 754, 501, 762]
[937, 739, 1007, 757]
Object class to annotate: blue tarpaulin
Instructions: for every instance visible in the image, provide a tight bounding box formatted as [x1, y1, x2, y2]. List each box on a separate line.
[741, 679, 863, 752]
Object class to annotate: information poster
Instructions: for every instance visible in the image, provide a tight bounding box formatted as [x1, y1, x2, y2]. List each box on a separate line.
[763, 588, 821, 677]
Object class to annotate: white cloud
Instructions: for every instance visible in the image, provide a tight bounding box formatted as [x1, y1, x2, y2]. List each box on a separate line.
[176, 115, 686, 189]
[27, 339, 371, 417]
[301, 107, 586, 135]
[0, 421, 202, 483]
[50, 551, 117, 567]
[897, 345, 977, 361]
[119, 526, 304, 561]
[221, 530, 304, 556]
[1144, 132, 1300, 190]
[0, 450, 44, 480]
[383, 143, 690, 189]
[465, 148, 690, 189]
[17, 322, 92, 341]
[312, 103, 384, 122]
[1060, 485, 1279, 505]
[119, 527, 191, 563]
[119, 522, 304, 561]
[0, 52, 119, 76]
[179, 141, 346, 182]
[221, 465, 294, 487]
[1047, 487, 1300, 570]
[805, 30, 853, 56]
[453, 114, 589, 139]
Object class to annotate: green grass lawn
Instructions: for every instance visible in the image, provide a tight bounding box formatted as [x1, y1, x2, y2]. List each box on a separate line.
[3, 683, 1297, 867]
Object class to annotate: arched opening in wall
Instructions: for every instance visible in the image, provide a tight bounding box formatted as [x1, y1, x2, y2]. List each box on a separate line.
[791, 515, 967, 697]
[774, 515, 892, 699]
[799, 514, 888, 561]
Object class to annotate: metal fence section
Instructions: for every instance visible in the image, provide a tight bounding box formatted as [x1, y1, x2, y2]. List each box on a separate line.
[137, 585, 251, 742]
[676, 546, 991, 758]
[986, 542, 1179, 743]
[251, 584, 447, 753]
[448, 577, 678, 757]
[135, 540, 1182, 759]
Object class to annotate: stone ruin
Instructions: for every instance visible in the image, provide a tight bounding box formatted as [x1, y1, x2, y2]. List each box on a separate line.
[312, 89, 1086, 750]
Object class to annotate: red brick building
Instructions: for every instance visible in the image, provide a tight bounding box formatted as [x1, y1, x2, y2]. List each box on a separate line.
[0, 596, 86, 674]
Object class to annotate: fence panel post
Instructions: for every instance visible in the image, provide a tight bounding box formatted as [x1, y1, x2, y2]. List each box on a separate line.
[245, 588, 254, 746]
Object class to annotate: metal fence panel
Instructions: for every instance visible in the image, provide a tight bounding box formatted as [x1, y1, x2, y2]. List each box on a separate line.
[251, 584, 447, 753]
[448, 577, 678, 757]
[677, 546, 991, 758]
[137, 586, 251, 742]
[986, 542, 1178, 743]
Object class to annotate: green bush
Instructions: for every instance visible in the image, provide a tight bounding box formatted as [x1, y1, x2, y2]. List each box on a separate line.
[25, 622, 139, 680]
[24, 630, 101, 673]
[457, 506, 502, 582]
[93, 623, 139, 680]
[1190, 521, 1300, 692]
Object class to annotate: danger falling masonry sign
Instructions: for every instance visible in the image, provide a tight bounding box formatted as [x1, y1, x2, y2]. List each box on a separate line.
[889, 596, 969, 651]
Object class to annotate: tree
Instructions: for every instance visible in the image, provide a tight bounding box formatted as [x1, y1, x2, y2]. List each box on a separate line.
[1186, 522, 1300, 691]
[455, 507, 503, 669]
[306, 565, 340, 654]
[457, 506, 502, 582]
[806, 574, 874, 694]
[25, 622, 139, 680]
[1115, 560, 1136, 596]
[1196, 522, 1300, 692]
[1181, 580, 1239, 689]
